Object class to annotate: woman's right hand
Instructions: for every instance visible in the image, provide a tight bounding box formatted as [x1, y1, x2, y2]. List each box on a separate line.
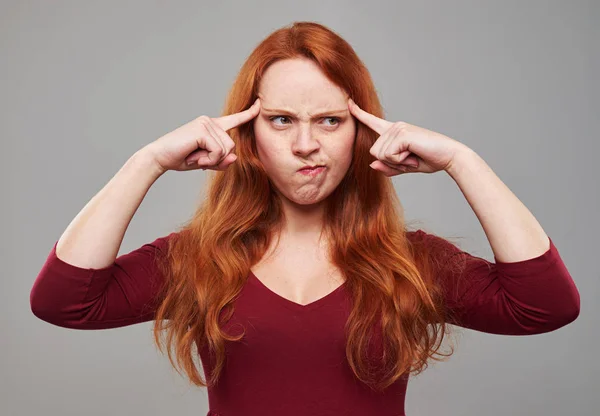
[145, 98, 261, 174]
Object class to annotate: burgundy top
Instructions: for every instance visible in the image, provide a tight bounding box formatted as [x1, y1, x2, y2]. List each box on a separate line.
[30, 230, 580, 416]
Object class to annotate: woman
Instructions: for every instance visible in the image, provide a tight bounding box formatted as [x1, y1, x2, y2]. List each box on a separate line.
[30, 21, 580, 415]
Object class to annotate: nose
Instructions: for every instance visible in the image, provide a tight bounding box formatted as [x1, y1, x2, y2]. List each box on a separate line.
[291, 124, 320, 157]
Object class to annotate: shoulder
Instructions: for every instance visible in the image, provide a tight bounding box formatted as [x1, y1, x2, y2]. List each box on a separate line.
[406, 228, 468, 261]
[406, 228, 438, 246]
[141, 230, 185, 255]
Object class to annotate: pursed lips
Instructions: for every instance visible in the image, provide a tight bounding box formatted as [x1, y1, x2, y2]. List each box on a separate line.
[298, 165, 325, 171]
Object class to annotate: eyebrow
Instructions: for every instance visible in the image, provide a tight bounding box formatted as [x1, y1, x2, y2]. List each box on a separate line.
[261, 107, 348, 118]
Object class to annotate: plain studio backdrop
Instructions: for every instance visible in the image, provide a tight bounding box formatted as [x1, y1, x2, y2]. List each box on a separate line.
[1, 1, 597, 415]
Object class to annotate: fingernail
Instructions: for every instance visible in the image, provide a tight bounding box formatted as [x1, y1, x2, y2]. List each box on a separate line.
[186, 159, 195, 166]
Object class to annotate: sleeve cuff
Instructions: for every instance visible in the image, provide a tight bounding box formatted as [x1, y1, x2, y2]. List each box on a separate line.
[45, 240, 114, 276]
[493, 236, 560, 276]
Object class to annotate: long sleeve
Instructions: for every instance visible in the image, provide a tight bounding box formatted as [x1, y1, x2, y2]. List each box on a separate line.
[414, 229, 581, 335]
[30, 233, 175, 330]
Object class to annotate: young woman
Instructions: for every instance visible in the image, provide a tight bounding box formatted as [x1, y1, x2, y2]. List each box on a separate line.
[30, 21, 580, 416]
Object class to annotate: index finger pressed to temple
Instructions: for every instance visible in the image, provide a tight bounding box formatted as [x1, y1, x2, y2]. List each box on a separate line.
[215, 99, 260, 131]
[349, 99, 390, 135]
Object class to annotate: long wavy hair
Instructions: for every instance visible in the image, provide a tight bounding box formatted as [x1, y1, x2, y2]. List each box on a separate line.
[152, 21, 464, 392]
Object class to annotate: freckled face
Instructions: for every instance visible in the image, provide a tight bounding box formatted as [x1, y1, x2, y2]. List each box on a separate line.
[253, 58, 356, 206]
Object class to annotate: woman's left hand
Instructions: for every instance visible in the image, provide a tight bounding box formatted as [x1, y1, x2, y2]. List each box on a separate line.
[348, 98, 470, 177]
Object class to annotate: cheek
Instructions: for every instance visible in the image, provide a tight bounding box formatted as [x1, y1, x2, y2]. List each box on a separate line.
[334, 129, 356, 159]
[253, 120, 272, 159]
[253, 119, 265, 145]
[254, 132, 284, 170]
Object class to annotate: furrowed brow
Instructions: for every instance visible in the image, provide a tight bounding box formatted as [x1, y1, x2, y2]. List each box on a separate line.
[262, 108, 348, 118]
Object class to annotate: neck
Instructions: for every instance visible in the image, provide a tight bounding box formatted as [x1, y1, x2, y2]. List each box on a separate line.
[280, 200, 326, 240]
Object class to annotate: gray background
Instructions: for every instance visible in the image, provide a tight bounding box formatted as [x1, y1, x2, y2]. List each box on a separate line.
[2, 1, 597, 415]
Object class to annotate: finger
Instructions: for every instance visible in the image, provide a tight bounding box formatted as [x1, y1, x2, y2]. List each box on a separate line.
[384, 149, 412, 165]
[370, 122, 402, 160]
[202, 118, 227, 164]
[369, 160, 405, 177]
[381, 159, 416, 171]
[402, 155, 420, 167]
[370, 160, 412, 177]
[206, 116, 236, 154]
[380, 128, 411, 164]
[194, 123, 225, 166]
[348, 98, 391, 135]
[214, 98, 261, 132]
[185, 148, 208, 165]
[203, 153, 237, 171]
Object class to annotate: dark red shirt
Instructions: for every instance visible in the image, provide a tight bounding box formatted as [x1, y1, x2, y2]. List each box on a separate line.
[30, 230, 580, 416]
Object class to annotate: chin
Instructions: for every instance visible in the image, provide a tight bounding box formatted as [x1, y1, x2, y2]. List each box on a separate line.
[293, 198, 327, 206]
[278, 188, 331, 206]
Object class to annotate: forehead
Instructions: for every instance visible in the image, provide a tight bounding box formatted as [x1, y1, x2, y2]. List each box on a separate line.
[258, 58, 348, 110]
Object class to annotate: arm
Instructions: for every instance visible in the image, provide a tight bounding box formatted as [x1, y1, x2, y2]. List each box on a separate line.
[54, 147, 164, 269]
[414, 229, 580, 335]
[424, 149, 580, 334]
[445, 147, 552, 264]
[30, 147, 172, 329]
[30, 234, 174, 329]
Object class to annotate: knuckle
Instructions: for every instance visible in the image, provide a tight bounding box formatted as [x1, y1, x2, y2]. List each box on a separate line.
[394, 122, 408, 133]
[197, 115, 211, 125]
[197, 123, 209, 134]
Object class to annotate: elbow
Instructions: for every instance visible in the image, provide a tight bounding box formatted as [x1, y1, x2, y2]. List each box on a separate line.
[30, 282, 118, 330]
[545, 294, 581, 333]
[559, 295, 581, 327]
[30, 284, 49, 322]
[561, 283, 581, 325]
[514, 291, 581, 335]
[30, 301, 87, 329]
[30, 287, 63, 327]
[30, 271, 61, 326]
[548, 276, 582, 332]
[29, 283, 82, 329]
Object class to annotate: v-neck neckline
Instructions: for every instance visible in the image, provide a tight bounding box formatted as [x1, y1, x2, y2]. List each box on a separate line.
[248, 270, 347, 312]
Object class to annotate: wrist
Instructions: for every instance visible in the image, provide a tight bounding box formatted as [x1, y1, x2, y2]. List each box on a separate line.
[132, 146, 167, 180]
[445, 145, 479, 179]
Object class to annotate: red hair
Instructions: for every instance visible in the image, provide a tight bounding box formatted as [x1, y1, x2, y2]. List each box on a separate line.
[152, 21, 464, 392]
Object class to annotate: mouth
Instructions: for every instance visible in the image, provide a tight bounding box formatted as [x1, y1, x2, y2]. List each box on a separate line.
[298, 166, 326, 176]
[297, 164, 325, 172]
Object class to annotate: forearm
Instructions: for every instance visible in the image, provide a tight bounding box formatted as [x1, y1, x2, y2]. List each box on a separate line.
[55, 147, 164, 269]
[445, 148, 550, 262]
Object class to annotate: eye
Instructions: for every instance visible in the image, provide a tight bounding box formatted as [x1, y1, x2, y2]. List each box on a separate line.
[269, 116, 291, 125]
[323, 117, 340, 126]
[268, 115, 341, 127]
